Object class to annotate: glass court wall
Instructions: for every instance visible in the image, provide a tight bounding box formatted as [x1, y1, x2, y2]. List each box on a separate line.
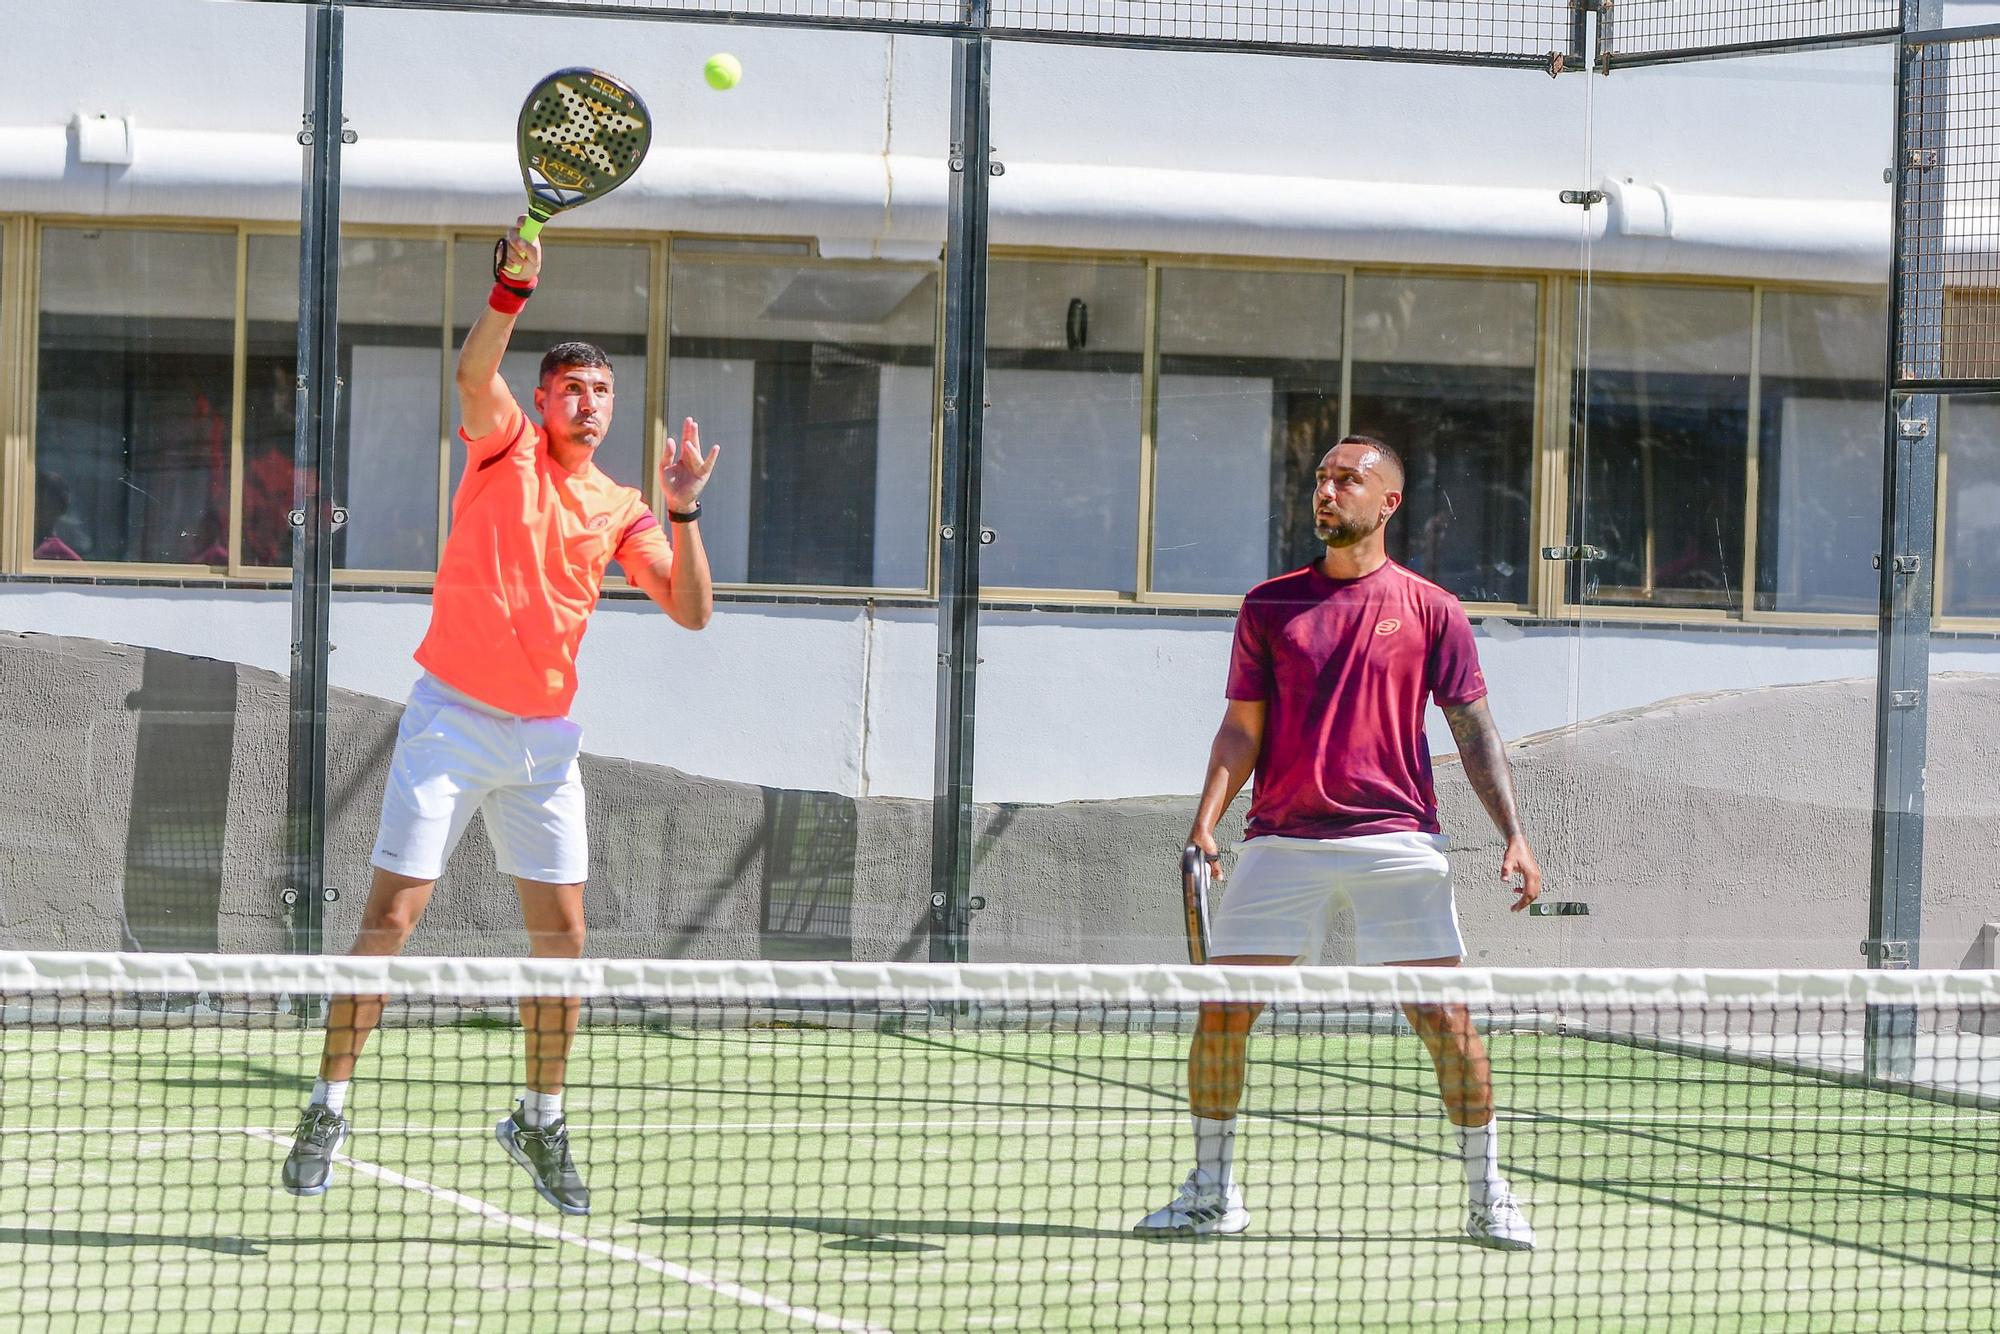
[0, 0, 1987, 976]
[1, 0, 310, 956]
[316, 6, 949, 957]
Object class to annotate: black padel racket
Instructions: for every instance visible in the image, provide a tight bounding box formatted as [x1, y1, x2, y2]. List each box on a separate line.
[1181, 845, 1214, 966]
[504, 67, 652, 274]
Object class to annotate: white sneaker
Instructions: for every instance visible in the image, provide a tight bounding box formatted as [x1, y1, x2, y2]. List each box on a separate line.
[1133, 1169, 1250, 1236]
[1466, 1189, 1537, 1251]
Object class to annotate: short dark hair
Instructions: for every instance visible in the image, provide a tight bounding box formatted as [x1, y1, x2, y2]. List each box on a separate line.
[539, 341, 614, 383]
[1336, 433, 1405, 488]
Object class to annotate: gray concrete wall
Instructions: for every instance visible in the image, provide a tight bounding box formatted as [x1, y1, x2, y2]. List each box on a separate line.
[2, 630, 1994, 969]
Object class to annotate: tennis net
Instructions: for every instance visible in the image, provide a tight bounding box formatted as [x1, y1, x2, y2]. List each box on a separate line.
[0, 952, 1995, 1330]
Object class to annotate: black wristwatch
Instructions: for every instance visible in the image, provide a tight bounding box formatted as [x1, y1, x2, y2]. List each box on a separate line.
[667, 502, 702, 523]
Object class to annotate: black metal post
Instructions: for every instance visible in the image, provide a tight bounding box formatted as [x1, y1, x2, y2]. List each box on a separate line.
[928, 30, 994, 963]
[286, 2, 345, 957]
[1865, 0, 1945, 1080]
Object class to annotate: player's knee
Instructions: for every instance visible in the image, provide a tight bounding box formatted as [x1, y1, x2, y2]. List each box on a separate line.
[531, 922, 587, 958]
[357, 903, 423, 947]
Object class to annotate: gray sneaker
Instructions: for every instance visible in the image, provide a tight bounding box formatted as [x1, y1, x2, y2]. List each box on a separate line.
[496, 1105, 590, 1216]
[281, 1104, 347, 1197]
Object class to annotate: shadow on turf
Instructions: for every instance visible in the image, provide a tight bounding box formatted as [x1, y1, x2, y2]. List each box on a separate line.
[0, 1226, 541, 1256]
[638, 1214, 1469, 1251]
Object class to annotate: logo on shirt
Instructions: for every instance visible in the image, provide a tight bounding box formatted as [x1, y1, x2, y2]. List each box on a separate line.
[1374, 618, 1402, 636]
[585, 513, 612, 532]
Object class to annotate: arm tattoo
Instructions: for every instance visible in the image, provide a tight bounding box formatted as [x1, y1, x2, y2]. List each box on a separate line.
[1443, 699, 1523, 841]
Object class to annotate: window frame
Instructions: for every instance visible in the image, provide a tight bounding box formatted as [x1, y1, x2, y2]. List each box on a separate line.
[24, 216, 247, 579]
[4, 215, 1992, 636]
[659, 237, 945, 598]
[1549, 272, 1900, 632]
[0, 215, 22, 572]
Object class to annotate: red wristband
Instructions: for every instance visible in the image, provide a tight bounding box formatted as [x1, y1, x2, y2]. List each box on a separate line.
[488, 278, 537, 315]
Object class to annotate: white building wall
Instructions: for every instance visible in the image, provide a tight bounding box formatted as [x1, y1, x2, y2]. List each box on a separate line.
[15, 0, 1997, 281]
[5, 586, 1996, 802]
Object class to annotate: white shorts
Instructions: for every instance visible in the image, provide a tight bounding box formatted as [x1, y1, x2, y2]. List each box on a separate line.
[1208, 831, 1465, 965]
[370, 675, 589, 885]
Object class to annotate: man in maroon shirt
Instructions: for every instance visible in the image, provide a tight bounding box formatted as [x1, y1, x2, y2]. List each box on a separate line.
[1135, 435, 1544, 1250]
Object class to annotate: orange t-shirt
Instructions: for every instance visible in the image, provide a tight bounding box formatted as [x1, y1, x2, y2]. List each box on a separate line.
[415, 401, 670, 717]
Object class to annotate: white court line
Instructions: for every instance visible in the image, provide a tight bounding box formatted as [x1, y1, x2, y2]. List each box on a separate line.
[242, 1129, 889, 1334]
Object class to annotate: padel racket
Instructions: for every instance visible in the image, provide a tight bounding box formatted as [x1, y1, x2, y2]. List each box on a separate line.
[503, 67, 652, 275]
[1181, 845, 1214, 965]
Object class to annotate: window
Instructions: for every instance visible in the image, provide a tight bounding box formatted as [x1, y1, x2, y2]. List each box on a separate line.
[665, 252, 936, 589]
[984, 259, 1146, 592]
[1576, 284, 1753, 610]
[1151, 267, 1343, 596]
[1352, 274, 1538, 606]
[247, 235, 448, 573]
[34, 227, 236, 566]
[1754, 291, 1888, 614]
[1942, 395, 2000, 619]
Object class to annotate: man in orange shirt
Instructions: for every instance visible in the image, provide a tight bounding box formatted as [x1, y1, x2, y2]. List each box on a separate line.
[281, 220, 717, 1214]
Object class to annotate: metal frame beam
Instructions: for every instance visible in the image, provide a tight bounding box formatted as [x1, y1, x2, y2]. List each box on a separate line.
[285, 1, 345, 957]
[1865, 0, 1946, 1080]
[927, 31, 994, 963]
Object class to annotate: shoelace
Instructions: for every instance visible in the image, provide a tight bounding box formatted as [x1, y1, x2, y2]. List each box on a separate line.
[299, 1110, 340, 1147]
[521, 1123, 573, 1165]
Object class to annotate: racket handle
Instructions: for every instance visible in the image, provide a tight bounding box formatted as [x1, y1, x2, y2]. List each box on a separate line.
[501, 216, 545, 278]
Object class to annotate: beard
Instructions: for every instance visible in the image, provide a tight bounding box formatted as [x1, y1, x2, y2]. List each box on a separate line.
[1315, 510, 1382, 547]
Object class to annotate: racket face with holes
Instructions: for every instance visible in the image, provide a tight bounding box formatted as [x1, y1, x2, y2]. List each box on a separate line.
[515, 67, 652, 231]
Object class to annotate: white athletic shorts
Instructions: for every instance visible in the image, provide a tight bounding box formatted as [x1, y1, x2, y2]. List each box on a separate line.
[1207, 831, 1465, 965]
[370, 674, 589, 885]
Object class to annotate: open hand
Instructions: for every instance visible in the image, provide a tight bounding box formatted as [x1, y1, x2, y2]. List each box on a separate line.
[661, 417, 720, 512]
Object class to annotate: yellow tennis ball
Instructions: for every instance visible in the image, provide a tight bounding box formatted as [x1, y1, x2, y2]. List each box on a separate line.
[704, 53, 742, 91]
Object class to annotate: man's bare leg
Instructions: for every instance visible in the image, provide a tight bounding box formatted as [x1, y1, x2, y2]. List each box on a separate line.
[320, 868, 439, 1088]
[1389, 954, 1534, 1248]
[1188, 953, 1297, 1120]
[282, 868, 435, 1196]
[494, 878, 593, 1215]
[514, 877, 587, 1116]
[1136, 953, 1295, 1234]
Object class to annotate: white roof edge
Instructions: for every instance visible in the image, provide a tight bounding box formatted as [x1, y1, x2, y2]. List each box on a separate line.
[0, 125, 1924, 284]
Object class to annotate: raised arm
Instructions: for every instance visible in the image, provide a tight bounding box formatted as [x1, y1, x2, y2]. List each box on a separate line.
[625, 417, 719, 630]
[1441, 697, 1542, 911]
[1188, 698, 1266, 868]
[456, 220, 539, 440]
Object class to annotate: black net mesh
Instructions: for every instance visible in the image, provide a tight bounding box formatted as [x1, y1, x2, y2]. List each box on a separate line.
[1899, 32, 2000, 387]
[1, 955, 1995, 1328]
[985, 0, 1574, 64]
[1598, 0, 1900, 66]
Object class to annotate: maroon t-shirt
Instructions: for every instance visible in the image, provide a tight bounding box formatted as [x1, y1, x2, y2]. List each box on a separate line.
[1226, 560, 1487, 840]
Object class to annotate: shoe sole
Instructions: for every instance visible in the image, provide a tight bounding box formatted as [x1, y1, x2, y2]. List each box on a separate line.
[1466, 1231, 1536, 1251]
[496, 1119, 590, 1217]
[1133, 1211, 1251, 1238]
[282, 1123, 346, 1198]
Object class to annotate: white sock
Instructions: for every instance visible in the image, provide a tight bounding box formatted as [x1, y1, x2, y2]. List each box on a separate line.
[312, 1079, 349, 1117]
[1455, 1119, 1506, 1205]
[1193, 1114, 1237, 1192]
[521, 1089, 564, 1129]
